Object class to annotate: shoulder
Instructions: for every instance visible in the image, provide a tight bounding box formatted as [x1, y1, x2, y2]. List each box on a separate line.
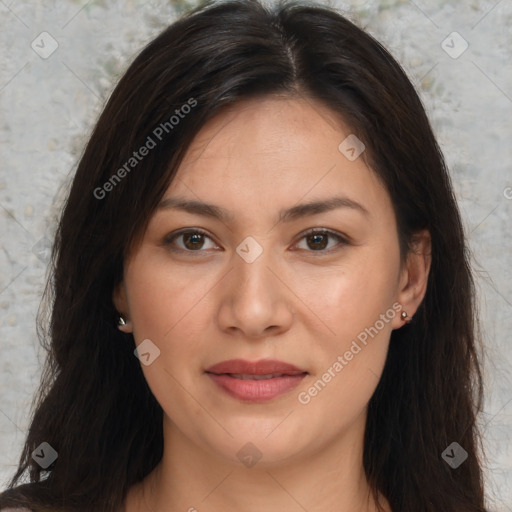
[0, 507, 32, 512]
[1, 508, 34, 512]
[1, 508, 33, 512]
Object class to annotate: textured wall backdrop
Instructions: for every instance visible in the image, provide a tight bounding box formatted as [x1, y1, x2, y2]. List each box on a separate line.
[0, 0, 511, 510]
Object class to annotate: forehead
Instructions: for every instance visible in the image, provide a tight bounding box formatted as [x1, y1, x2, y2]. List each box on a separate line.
[179, 94, 347, 164]
[166, 95, 390, 221]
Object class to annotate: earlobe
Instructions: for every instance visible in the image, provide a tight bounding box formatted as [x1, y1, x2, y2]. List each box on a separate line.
[117, 314, 132, 333]
[113, 282, 133, 333]
[393, 229, 432, 329]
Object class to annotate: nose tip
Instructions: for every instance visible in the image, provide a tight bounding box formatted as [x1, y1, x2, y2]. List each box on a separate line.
[216, 243, 294, 339]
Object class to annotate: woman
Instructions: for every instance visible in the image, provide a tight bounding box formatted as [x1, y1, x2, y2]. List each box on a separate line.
[0, 0, 489, 510]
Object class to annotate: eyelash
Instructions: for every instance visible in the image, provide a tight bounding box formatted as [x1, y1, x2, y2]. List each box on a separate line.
[162, 227, 349, 256]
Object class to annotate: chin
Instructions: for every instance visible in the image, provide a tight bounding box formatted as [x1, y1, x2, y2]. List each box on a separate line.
[200, 424, 312, 469]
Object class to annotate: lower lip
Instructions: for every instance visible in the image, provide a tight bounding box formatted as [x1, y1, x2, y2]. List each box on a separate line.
[206, 373, 307, 402]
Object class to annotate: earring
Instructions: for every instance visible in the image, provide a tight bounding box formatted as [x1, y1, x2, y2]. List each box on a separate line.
[400, 311, 412, 324]
[118, 315, 127, 326]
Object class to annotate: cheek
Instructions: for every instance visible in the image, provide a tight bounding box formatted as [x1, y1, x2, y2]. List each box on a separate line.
[292, 247, 398, 405]
[293, 246, 399, 340]
[123, 256, 216, 413]
[123, 252, 228, 406]
[125, 254, 216, 343]
[296, 298, 393, 435]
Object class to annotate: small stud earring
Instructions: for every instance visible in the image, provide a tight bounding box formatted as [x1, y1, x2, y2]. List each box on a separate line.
[118, 315, 127, 326]
[401, 311, 412, 323]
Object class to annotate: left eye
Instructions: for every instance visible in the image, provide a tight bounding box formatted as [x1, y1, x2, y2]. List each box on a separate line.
[294, 229, 348, 252]
[163, 228, 347, 253]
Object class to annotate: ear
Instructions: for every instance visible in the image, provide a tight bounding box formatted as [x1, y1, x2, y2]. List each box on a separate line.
[392, 229, 432, 329]
[113, 281, 133, 333]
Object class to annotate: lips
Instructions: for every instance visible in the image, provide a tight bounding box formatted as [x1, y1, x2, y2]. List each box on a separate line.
[205, 358, 306, 376]
[205, 359, 308, 402]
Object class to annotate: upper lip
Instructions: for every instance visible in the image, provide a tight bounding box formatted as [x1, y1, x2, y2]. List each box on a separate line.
[205, 358, 307, 375]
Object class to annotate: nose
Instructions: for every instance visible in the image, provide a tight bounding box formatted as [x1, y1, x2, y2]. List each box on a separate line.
[215, 242, 294, 340]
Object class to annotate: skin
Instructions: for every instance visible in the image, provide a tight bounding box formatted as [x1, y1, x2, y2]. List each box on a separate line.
[114, 94, 431, 512]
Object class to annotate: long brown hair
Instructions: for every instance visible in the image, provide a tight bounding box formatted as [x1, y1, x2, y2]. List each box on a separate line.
[0, 0, 488, 510]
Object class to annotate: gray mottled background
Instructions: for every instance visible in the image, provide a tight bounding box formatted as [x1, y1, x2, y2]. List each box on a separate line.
[1, 0, 511, 509]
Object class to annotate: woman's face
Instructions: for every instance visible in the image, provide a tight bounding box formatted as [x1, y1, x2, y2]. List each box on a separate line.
[114, 95, 429, 468]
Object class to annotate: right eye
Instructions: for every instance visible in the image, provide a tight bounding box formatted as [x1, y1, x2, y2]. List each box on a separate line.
[163, 228, 221, 253]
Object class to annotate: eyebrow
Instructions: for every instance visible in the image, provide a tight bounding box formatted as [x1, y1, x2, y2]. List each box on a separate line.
[157, 195, 370, 224]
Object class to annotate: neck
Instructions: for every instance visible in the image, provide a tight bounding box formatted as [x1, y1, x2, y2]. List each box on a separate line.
[130, 412, 390, 512]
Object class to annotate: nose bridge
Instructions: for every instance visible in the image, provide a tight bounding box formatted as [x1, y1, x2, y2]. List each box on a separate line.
[216, 234, 292, 337]
[233, 234, 276, 299]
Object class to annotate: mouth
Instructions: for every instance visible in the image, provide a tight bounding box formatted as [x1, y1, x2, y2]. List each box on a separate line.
[218, 372, 306, 380]
[204, 359, 308, 402]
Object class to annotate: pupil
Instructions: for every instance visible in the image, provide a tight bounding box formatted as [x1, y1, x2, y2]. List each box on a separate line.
[185, 233, 204, 250]
[308, 233, 327, 250]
